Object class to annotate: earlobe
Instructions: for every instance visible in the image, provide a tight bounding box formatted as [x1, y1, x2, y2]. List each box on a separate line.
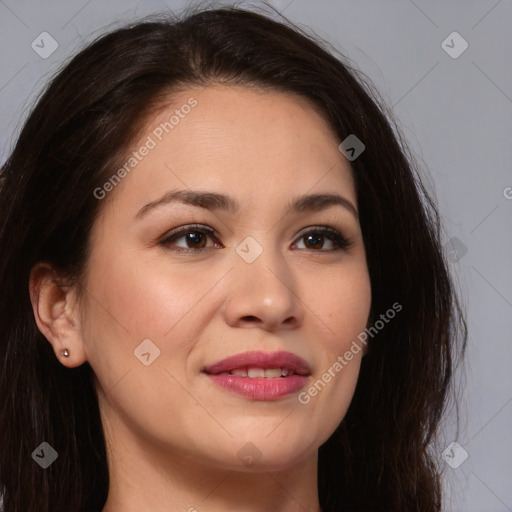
[29, 262, 88, 368]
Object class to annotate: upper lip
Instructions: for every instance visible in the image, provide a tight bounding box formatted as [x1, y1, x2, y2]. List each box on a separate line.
[202, 350, 311, 376]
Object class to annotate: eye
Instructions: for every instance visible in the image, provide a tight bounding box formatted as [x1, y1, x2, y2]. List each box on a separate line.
[159, 224, 352, 253]
[159, 224, 222, 252]
[293, 226, 352, 252]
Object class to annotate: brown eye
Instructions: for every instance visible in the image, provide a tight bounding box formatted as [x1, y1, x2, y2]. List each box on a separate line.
[160, 225, 220, 252]
[293, 227, 352, 252]
[182, 231, 208, 249]
[303, 233, 325, 250]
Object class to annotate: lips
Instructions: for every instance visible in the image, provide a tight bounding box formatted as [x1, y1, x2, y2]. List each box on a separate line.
[202, 350, 311, 377]
[202, 350, 311, 401]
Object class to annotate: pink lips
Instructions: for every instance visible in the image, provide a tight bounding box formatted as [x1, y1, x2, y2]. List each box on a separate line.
[202, 350, 311, 401]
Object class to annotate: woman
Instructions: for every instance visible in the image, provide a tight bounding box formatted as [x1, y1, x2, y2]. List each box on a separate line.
[0, 6, 466, 512]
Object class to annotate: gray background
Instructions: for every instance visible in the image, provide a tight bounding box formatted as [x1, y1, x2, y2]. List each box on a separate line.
[1, 1, 511, 510]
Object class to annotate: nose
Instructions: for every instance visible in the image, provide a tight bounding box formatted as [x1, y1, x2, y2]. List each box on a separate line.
[222, 245, 304, 331]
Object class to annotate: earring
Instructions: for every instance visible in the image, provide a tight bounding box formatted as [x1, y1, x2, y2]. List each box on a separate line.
[60, 349, 70, 357]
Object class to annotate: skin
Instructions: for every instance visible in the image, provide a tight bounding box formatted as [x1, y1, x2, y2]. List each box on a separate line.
[30, 84, 372, 512]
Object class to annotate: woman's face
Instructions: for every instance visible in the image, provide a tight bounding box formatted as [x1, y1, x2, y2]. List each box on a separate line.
[79, 84, 371, 471]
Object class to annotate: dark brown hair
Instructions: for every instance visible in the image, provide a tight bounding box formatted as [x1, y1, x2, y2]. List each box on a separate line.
[0, 5, 466, 512]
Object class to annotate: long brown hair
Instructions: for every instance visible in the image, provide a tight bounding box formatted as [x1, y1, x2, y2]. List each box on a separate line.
[0, 6, 466, 511]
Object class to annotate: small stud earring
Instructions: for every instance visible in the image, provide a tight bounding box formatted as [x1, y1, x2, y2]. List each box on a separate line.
[60, 349, 70, 357]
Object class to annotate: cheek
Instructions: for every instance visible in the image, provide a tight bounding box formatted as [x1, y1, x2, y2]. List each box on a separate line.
[312, 261, 372, 348]
[81, 248, 198, 403]
[80, 245, 228, 381]
[84, 245, 211, 334]
[294, 262, 370, 432]
[322, 263, 371, 390]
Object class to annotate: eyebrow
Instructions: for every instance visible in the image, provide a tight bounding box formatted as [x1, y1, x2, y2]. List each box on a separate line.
[135, 189, 358, 220]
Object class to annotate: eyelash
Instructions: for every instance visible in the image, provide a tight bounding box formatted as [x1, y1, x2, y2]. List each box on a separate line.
[159, 223, 353, 253]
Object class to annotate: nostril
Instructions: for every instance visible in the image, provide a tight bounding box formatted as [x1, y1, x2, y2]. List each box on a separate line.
[242, 315, 259, 322]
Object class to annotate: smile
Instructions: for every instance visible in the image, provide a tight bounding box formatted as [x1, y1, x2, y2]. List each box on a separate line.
[202, 350, 311, 400]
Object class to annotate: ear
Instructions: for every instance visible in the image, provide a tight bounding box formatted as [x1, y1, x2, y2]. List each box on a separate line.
[29, 262, 88, 368]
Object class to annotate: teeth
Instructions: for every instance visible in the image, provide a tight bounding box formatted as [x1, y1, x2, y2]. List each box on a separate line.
[247, 368, 265, 378]
[223, 367, 293, 378]
[263, 368, 283, 378]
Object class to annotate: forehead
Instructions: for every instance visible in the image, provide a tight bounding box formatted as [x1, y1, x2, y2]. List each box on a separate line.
[158, 84, 344, 167]
[98, 84, 356, 217]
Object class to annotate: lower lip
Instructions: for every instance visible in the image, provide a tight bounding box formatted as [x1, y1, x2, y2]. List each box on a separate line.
[204, 373, 309, 400]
